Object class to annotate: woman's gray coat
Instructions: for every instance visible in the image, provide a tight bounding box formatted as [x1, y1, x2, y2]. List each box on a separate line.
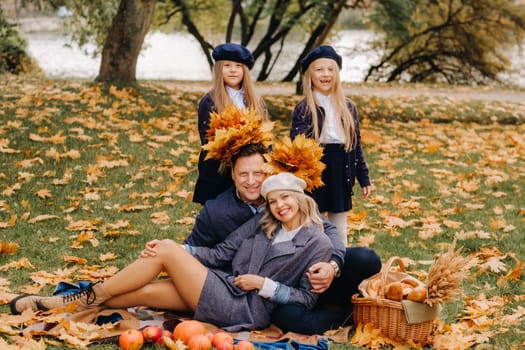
[189, 218, 333, 331]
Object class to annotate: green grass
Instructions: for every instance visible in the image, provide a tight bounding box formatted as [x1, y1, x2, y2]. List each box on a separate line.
[1, 75, 524, 349]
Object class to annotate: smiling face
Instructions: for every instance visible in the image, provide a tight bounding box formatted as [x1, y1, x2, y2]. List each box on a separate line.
[221, 60, 244, 90]
[231, 153, 266, 204]
[267, 190, 301, 231]
[308, 58, 337, 96]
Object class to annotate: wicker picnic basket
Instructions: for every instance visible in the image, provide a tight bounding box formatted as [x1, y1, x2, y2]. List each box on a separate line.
[351, 256, 435, 343]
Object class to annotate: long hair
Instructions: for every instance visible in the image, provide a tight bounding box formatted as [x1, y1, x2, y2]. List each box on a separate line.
[301, 59, 356, 151]
[211, 61, 267, 120]
[260, 191, 323, 239]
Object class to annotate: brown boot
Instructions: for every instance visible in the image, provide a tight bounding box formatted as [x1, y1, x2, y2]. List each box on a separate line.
[36, 281, 111, 312]
[11, 281, 111, 314]
[10, 294, 40, 314]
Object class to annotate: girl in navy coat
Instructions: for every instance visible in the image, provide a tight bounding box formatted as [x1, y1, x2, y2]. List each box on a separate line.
[291, 46, 372, 245]
[193, 43, 267, 205]
[11, 173, 333, 332]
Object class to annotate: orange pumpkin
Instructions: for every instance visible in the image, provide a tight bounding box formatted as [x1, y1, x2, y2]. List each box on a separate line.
[173, 320, 206, 345]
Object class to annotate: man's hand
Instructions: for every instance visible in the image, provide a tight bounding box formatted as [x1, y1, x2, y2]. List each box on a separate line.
[234, 274, 265, 291]
[306, 262, 335, 293]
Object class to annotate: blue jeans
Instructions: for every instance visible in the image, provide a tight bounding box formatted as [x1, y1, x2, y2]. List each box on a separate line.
[271, 247, 381, 334]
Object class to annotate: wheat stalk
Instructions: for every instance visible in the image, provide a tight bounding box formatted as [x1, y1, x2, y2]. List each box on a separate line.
[425, 240, 471, 306]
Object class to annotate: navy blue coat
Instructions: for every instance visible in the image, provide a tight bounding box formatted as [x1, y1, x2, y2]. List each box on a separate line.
[191, 219, 333, 331]
[184, 186, 345, 269]
[185, 187, 255, 248]
[291, 99, 370, 211]
[193, 92, 234, 205]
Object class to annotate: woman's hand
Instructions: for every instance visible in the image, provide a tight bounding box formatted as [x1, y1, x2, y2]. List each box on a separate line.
[306, 262, 335, 293]
[234, 274, 265, 291]
[139, 239, 161, 258]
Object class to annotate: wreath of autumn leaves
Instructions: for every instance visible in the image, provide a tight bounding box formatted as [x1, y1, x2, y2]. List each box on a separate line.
[263, 134, 326, 192]
[203, 105, 274, 173]
[203, 105, 325, 191]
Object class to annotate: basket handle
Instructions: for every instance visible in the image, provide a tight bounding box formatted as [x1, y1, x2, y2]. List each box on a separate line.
[378, 256, 407, 297]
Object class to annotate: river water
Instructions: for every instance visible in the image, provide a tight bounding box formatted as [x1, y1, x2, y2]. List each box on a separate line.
[25, 30, 525, 87]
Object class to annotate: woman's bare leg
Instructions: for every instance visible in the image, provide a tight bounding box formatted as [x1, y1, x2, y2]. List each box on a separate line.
[104, 279, 191, 311]
[102, 239, 208, 310]
[11, 239, 209, 314]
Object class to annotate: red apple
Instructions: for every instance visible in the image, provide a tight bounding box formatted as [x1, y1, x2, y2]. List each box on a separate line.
[235, 340, 255, 350]
[119, 329, 144, 350]
[142, 325, 163, 343]
[187, 333, 212, 350]
[156, 330, 173, 346]
[215, 340, 234, 350]
[212, 332, 234, 348]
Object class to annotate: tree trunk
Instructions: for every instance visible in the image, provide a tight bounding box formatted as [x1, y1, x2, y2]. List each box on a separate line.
[283, 0, 347, 83]
[97, 0, 157, 82]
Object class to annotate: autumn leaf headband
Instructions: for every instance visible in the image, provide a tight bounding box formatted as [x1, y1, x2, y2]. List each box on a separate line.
[262, 134, 325, 192]
[203, 105, 274, 173]
[203, 105, 325, 192]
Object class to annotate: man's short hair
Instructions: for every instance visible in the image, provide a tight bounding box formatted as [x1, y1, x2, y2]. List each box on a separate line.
[231, 143, 268, 168]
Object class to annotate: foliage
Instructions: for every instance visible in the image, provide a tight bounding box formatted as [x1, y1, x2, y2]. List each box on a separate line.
[0, 6, 32, 74]
[365, 0, 525, 85]
[0, 76, 524, 349]
[164, 0, 354, 81]
[60, 0, 120, 57]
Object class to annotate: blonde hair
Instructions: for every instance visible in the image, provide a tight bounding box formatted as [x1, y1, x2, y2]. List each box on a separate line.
[259, 191, 323, 239]
[301, 59, 356, 151]
[211, 61, 267, 120]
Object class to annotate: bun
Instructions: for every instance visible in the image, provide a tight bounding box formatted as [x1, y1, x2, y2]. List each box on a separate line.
[385, 282, 403, 301]
[406, 285, 428, 302]
[400, 278, 419, 288]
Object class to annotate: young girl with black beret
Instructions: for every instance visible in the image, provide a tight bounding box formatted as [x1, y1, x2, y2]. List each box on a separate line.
[193, 43, 267, 205]
[290, 45, 372, 245]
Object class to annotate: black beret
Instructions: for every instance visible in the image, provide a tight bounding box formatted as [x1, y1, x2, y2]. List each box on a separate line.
[300, 45, 342, 73]
[212, 43, 255, 69]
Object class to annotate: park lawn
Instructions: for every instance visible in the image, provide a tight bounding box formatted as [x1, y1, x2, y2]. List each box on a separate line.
[0, 75, 524, 349]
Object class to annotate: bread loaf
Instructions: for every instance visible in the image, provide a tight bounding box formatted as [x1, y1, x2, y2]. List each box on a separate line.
[384, 282, 403, 301]
[406, 285, 428, 302]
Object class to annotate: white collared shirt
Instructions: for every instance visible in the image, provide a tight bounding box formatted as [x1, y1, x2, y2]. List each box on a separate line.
[226, 86, 246, 110]
[314, 91, 345, 144]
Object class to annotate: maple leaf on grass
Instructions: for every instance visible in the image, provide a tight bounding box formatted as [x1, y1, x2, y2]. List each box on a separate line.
[62, 255, 87, 265]
[118, 203, 153, 212]
[176, 217, 195, 225]
[27, 214, 59, 224]
[357, 233, 375, 247]
[0, 257, 36, 271]
[99, 253, 117, 261]
[1, 241, 19, 255]
[29, 132, 66, 144]
[0, 215, 17, 228]
[151, 211, 171, 225]
[2, 183, 21, 197]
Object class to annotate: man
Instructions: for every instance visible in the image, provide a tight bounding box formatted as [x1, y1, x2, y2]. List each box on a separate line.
[185, 143, 381, 334]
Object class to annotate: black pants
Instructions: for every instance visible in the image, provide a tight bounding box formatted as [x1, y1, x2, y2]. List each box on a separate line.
[271, 247, 381, 334]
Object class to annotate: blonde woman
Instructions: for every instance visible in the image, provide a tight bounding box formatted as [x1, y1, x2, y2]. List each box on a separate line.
[291, 45, 372, 245]
[193, 43, 267, 205]
[11, 173, 332, 332]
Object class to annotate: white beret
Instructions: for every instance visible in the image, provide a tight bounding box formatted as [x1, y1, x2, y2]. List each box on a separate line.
[261, 172, 307, 199]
